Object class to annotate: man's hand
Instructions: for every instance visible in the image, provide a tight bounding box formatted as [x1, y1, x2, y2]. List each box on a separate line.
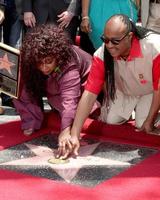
[70, 135, 80, 156]
[138, 119, 154, 133]
[0, 9, 5, 24]
[57, 130, 80, 159]
[24, 12, 36, 28]
[57, 11, 73, 29]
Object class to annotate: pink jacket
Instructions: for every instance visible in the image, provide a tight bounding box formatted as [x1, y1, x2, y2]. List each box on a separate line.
[14, 46, 92, 131]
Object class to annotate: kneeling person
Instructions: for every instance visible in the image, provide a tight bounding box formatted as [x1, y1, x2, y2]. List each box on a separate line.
[14, 24, 93, 145]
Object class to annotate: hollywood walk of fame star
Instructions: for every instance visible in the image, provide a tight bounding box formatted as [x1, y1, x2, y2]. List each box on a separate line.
[0, 142, 131, 183]
[0, 53, 15, 75]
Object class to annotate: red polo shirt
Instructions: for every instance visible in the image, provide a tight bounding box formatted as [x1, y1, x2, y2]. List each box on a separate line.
[85, 36, 160, 95]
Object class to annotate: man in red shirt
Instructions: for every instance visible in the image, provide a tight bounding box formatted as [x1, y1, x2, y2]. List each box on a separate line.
[57, 14, 160, 159]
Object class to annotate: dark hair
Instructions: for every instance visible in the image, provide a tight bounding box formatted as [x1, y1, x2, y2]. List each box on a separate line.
[104, 14, 157, 101]
[21, 24, 73, 102]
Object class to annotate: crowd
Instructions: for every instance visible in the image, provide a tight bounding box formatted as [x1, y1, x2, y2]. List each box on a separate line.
[0, 0, 160, 159]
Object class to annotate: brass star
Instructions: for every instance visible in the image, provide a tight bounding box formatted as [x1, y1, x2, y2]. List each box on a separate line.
[0, 53, 15, 75]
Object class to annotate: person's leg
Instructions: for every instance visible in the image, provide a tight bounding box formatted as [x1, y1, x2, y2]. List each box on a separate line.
[13, 87, 44, 133]
[3, 4, 22, 49]
[79, 30, 95, 55]
[99, 90, 138, 125]
[65, 16, 80, 43]
[9, 16, 22, 49]
[135, 93, 153, 128]
[2, 8, 12, 44]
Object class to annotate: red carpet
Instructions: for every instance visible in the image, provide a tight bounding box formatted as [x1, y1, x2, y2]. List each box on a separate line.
[0, 111, 160, 199]
[1, 111, 160, 150]
[0, 152, 160, 200]
[0, 169, 93, 200]
[0, 112, 60, 150]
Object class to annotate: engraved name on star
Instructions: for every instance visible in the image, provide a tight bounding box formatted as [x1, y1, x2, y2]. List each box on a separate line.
[0, 53, 15, 75]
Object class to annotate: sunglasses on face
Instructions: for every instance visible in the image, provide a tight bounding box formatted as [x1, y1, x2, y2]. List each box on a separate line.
[100, 31, 129, 45]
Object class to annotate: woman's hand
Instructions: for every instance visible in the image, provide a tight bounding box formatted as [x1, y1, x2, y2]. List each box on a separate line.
[80, 17, 91, 33]
[57, 127, 72, 159]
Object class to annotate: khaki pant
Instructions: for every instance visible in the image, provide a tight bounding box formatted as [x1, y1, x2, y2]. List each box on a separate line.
[147, 2, 160, 33]
[99, 90, 153, 128]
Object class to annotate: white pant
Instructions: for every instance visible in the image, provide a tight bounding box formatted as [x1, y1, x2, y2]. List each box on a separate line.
[99, 90, 153, 128]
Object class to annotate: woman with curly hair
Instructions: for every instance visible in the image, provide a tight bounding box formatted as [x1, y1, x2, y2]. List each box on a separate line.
[13, 24, 93, 143]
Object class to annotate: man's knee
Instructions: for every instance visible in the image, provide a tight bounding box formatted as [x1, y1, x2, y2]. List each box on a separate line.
[101, 113, 127, 125]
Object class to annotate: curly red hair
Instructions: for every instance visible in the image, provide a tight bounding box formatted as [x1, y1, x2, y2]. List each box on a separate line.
[21, 24, 74, 102]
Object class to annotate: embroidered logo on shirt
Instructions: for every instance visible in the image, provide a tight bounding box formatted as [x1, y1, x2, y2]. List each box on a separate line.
[139, 74, 147, 84]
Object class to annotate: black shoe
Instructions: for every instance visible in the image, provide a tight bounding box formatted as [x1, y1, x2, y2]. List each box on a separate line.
[2, 98, 14, 107]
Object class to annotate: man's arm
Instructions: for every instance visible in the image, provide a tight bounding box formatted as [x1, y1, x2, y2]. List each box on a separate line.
[69, 90, 97, 156]
[71, 90, 97, 138]
[141, 54, 160, 133]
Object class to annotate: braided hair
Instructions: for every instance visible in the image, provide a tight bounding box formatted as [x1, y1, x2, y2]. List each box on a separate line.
[104, 14, 155, 101]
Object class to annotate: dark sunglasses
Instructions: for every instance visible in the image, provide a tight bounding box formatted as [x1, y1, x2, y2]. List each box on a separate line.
[101, 31, 129, 45]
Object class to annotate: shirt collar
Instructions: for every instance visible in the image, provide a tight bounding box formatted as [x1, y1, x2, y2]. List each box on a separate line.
[117, 36, 143, 61]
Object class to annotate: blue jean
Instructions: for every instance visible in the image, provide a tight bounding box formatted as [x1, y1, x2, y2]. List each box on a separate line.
[1, 6, 22, 48]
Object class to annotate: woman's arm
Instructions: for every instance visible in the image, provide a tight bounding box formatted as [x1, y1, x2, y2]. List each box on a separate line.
[135, 0, 141, 9]
[81, 0, 90, 17]
[80, 0, 91, 33]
